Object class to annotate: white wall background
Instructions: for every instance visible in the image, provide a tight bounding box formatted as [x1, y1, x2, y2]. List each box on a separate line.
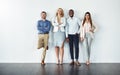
[0, 0, 120, 63]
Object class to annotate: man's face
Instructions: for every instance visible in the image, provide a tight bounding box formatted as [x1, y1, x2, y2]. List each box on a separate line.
[41, 13, 46, 19]
[69, 10, 74, 17]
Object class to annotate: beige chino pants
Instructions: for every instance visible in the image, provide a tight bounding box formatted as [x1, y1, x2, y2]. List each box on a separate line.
[37, 34, 49, 61]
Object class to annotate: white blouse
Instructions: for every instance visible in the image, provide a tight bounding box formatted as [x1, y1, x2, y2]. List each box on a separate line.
[52, 17, 66, 32]
[83, 22, 92, 33]
[80, 21, 97, 38]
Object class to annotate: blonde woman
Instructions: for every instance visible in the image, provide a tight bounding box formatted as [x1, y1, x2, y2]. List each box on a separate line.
[52, 8, 66, 65]
[80, 12, 97, 65]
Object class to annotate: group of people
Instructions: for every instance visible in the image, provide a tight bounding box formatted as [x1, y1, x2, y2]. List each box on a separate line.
[37, 8, 97, 66]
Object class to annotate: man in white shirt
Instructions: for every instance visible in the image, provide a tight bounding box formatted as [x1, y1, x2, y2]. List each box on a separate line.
[66, 9, 81, 66]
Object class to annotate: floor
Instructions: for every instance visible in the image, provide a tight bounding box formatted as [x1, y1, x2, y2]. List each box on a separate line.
[0, 63, 120, 75]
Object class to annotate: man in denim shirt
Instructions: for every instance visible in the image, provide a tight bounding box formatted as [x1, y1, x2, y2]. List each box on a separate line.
[37, 11, 51, 65]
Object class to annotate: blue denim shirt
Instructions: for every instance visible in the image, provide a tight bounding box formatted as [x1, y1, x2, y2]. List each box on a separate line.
[37, 20, 51, 34]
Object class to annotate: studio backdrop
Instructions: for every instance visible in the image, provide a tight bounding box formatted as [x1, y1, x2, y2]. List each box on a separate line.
[0, 0, 120, 63]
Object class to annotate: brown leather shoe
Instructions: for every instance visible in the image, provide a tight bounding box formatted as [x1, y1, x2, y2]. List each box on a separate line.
[70, 61, 74, 65]
[41, 61, 45, 65]
[75, 61, 81, 66]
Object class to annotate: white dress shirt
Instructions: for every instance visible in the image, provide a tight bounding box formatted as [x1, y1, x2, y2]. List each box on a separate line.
[66, 17, 81, 37]
[52, 17, 66, 32]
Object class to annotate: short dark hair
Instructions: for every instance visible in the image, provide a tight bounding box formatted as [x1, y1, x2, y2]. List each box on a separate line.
[69, 9, 74, 13]
[41, 11, 46, 14]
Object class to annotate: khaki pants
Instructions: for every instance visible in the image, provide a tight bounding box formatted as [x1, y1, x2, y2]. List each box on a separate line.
[37, 34, 49, 61]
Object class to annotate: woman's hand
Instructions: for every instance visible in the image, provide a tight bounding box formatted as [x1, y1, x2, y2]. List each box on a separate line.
[89, 29, 94, 33]
[58, 22, 63, 29]
[80, 37, 84, 42]
[59, 22, 63, 25]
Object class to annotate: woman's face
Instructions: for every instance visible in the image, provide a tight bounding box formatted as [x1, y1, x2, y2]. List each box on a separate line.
[85, 14, 90, 20]
[57, 9, 62, 15]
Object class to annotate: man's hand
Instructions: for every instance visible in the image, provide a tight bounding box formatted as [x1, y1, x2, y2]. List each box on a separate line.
[46, 46, 48, 50]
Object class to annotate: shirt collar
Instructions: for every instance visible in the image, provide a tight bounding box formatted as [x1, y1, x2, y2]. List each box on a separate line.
[68, 16, 75, 19]
[41, 19, 47, 22]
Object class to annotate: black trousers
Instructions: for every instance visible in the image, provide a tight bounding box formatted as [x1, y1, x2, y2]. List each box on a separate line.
[68, 34, 79, 60]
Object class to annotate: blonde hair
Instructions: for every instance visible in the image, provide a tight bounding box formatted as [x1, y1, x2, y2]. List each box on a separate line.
[56, 8, 64, 17]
